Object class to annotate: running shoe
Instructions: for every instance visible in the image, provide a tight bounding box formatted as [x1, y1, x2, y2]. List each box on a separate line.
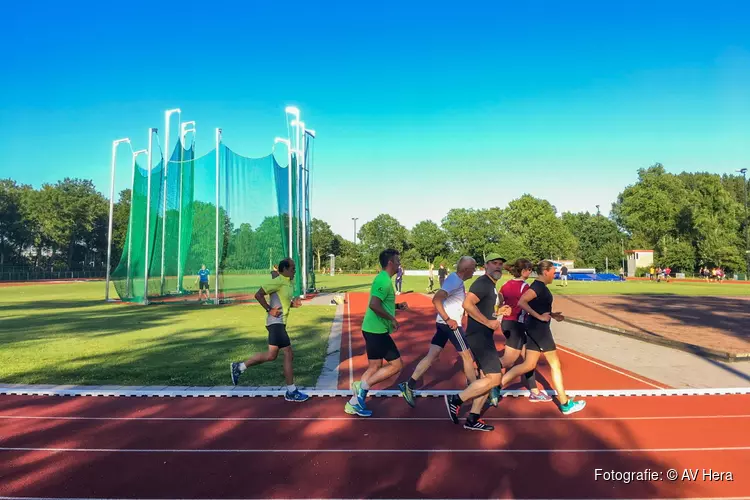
[464, 417, 495, 432]
[560, 398, 586, 415]
[529, 391, 552, 403]
[444, 394, 461, 424]
[345, 401, 372, 417]
[284, 389, 310, 402]
[351, 380, 366, 407]
[488, 386, 501, 407]
[230, 362, 242, 386]
[398, 382, 416, 408]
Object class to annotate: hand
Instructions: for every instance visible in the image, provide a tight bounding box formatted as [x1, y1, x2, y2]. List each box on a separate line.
[551, 312, 565, 322]
[391, 318, 399, 331]
[292, 298, 302, 308]
[397, 302, 409, 311]
[446, 319, 459, 330]
[538, 312, 552, 322]
[498, 305, 512, 317]
[269, 307, 282, 317]
[487, 319, 500, 331]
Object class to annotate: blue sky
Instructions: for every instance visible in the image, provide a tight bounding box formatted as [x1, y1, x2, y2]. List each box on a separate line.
[2, 1, 749, 240]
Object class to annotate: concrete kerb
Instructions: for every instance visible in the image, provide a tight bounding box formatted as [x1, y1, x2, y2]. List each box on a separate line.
[315, 301, 344, 389]
[565, 317, 750, 363]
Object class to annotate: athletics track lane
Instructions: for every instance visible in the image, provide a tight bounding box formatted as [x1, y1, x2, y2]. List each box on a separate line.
[0, 393, 748, 498]
[338, 292, 669, 391]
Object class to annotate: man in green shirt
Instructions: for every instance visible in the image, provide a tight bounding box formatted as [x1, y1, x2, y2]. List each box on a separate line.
[230, 258, 309, 402]
[346, 249, 409, 417]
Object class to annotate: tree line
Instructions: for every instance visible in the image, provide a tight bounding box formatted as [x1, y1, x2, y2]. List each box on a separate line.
[2, 164, 748, 275]
[311, 164, 749, 275]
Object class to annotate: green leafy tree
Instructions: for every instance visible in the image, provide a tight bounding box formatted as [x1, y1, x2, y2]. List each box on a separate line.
[311, 218, 335, 271]
[357, 214, 410, 264]
[410, 220, 449, 266]
[500, 194, 577, 261]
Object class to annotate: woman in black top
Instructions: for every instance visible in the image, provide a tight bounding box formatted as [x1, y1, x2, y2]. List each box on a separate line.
[500, 260, 586, 415]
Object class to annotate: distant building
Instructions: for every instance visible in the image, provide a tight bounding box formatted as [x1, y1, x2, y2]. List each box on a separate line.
[625, 249, 653, 276]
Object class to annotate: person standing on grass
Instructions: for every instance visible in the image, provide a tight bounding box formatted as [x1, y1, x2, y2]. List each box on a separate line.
[398, 256, 478, 408]
[346, 249, 409, 417]
[428, 263, 435, 292]
[443, 253, 510, 432]
[500, 260, 586, 415]
[492, 258, 551, 404]
[395, 263, 404, 295]
[230, 258, 310, 403]
[195, 264, 210, 301]
[438, 263, 448, 288]
[559, 264, 568, 287]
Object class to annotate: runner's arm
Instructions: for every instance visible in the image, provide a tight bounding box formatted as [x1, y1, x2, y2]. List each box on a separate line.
[369, 296, 396, 321]
[432, 290, 450, 322]
[463, 292, 497, 329]
[518, 288, 548, 322]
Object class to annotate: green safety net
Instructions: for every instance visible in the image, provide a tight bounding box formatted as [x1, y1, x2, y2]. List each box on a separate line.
[111, 138, 315, 303]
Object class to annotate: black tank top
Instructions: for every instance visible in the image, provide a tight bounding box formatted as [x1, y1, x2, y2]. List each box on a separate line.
[527, 280, 552, 324]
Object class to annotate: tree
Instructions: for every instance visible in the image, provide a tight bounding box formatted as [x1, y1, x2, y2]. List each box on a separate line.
[311, 218, 335, 271]
[441, 208, 505, 262]
[357, 214, 410, 265]
[0, 179, 30, 265]
[500, 194, 577, 262]
[562, 211, 626, 271]
[410, 220, 448, 266]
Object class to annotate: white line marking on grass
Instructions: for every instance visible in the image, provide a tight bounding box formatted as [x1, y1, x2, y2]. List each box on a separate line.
[557, 346, 665, 389]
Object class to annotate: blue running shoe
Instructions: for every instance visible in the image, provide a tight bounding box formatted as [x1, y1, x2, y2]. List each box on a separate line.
[285, 389, 310, 402]
[351, 380, 366, 407]
[398, 381, 416, 408]
[230, 362, 242, 386]
[345, 401, 372, 417]
[560, 398, 586, 415]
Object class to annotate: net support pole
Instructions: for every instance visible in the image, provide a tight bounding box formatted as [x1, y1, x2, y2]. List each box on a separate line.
[161, 109, 180, 296]
[127, 149, 148, 297]
[214, 127, 222, 305]
[176, 120, 196, 293]
[106, 138, 131, 301]
[144, 128, 156, 305]
[274, 137, 293, 276]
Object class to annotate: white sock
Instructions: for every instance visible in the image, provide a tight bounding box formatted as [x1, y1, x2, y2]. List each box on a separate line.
[287, 384, 296, 393]
[361, 380, 370, 391]
[349, 395, 360, 406]
[239, 363, 247, 372]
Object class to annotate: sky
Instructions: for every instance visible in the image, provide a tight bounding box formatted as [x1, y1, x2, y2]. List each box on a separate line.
[2, 1, 749, 240]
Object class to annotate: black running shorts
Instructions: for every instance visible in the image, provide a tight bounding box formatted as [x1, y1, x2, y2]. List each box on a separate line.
[267, 323, 291, 348]
[501, 319, 527, 351]
[362, 331, 400, 361]
[465, 330, 502, 374]
[525, 320, 557, 352]
[431, 323, 469, 352]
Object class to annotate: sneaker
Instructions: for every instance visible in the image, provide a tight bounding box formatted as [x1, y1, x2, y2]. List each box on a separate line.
[464, 417, 495, 432]
[488, 386, 501, 407]
[398, 382, 416, 408]
[344, 401, 372, 417]
[230, 362, 242, 386]
[351, 380, 366, 408]
[285, 389, 310, 402]
[528, 391, 552, 403]
[444, 395, 461, 424]
[560, 398, 586, 415]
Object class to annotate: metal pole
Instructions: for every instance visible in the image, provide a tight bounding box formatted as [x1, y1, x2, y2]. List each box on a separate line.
[352, 217, 358, 244]
[274, 138, 292, 265]
[176, 120, 196, 293]
[215, 128, 222, 305]
[161, 109, 180, 295]
[106, 138, 130, 301]
[127, 149, 148, 297]
[144, 128, 156, 305]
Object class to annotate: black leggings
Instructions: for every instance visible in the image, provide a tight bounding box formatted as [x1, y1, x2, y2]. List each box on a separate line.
[501, 320, 537, 390]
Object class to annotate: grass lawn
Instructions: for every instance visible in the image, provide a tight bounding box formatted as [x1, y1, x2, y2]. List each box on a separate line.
[314, 274, 750, 296]
[0, 281, 335, 387]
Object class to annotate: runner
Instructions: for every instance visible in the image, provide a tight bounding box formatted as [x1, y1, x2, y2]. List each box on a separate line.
[229, 258, 310, 403]
[397, 256, 478, 407]
[500, 260, 586, 415]
[346, 249, 410, 417]
[495, 258, 551, 403]
[443, 253, 510, 431]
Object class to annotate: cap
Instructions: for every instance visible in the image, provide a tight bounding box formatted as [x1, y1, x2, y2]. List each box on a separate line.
[484, 253, 506, 264]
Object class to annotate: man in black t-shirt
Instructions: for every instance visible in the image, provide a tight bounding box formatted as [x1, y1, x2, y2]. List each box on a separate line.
[444, 253, 510, 431]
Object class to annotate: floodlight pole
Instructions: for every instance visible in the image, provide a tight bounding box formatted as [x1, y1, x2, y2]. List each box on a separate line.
[275, 137, 293, 276]
[160, 108, 181, 296]
[176, 120, 196, 293]
[106, 138, 131, 301]
[127, 149, 149, 298]
[291, 118, 308, 296]
[738, 168, 749, 277]
[215, 128, 222, 305]
[143, 128, 157, 305]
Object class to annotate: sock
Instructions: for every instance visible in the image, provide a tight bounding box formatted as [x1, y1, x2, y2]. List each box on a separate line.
[407, 377, 417, 390]
[468, 412, 480, 422]
[360, 380, 370, 391]
[239, 363, 247, 372]
[349, 395, 360, 406]
[453, 395, 464, 405]
[287, 384, 296, 393]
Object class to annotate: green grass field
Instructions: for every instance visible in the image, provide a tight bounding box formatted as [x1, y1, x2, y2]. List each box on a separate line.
[0, 281, 334, 387]
[314, 273, 750, 296]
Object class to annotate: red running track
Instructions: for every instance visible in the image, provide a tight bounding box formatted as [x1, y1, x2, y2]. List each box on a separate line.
[0, 393, 748, 498]
[337, 292, 669, 391]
